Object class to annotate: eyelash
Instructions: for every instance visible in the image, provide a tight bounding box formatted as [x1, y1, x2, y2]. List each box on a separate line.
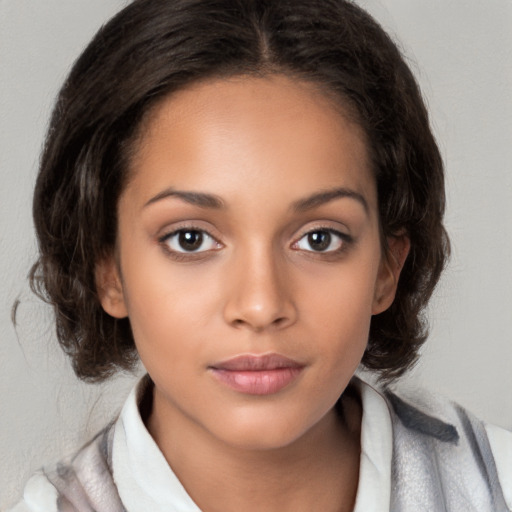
[292, 228, 353, 255]
[158, 226, 353, 261]
[158, 226, 222, 260]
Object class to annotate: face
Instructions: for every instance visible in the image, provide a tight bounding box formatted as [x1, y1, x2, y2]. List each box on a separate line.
[98, 75, 404, 451]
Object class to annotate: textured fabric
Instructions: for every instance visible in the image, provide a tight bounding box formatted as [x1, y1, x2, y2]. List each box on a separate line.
[44, 425, 124, 512]
[352, 378, 393, 511]
[487, 423, 512, 508]
[387, 392, 509, 511]
[112, 377, 202, 511]
[9, 377, 512, 511]
[8, 472, 59, 512]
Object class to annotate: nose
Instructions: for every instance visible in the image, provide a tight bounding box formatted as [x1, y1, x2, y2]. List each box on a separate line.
[222, 246, 297, 332]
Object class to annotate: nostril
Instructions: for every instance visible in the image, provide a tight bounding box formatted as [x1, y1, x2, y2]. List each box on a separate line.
[230, 316, 289, 331]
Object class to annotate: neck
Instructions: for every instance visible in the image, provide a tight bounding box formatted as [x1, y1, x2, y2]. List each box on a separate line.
[146, 386, 362, 512]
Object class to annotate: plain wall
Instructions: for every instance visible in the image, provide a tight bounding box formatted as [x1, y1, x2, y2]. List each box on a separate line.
[1, 0, 511, 508]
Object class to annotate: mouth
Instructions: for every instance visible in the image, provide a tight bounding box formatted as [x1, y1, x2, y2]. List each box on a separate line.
[208, 354, 305, 395]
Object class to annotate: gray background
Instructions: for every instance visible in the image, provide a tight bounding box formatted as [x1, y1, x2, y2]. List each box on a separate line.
[1, 0, 511, 508]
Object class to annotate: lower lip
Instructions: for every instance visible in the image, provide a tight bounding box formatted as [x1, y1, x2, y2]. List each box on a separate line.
[210, 367, 303, 395]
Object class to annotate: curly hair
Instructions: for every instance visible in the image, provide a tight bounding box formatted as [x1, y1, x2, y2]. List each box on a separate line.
[30, 0, 449, 382]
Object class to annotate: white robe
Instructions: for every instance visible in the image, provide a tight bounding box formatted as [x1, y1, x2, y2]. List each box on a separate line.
[9, 376, 512, 511]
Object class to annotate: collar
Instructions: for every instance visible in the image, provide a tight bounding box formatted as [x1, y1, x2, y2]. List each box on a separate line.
[112, 375, 393, 512]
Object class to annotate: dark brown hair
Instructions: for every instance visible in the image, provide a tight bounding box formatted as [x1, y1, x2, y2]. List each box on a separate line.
[30, 0, 449, 382]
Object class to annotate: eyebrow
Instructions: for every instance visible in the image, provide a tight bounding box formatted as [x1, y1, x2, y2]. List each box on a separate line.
[144, 188, 224, 209]
[292, 187, 369, 213]
[144, 185, 368, 213]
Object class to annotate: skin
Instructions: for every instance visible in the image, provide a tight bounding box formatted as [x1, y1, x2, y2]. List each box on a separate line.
[97, 75, 408, 512]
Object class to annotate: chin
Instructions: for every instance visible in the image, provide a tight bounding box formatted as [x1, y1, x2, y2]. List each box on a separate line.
[220, 428, 304, 452]
[210, 407, 321, 452]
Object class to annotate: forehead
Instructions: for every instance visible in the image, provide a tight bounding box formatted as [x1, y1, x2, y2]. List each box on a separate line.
[126, 74, 376, 212]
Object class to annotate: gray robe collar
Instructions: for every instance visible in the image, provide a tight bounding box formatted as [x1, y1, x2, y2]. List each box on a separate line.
[45, 378, 509, 511]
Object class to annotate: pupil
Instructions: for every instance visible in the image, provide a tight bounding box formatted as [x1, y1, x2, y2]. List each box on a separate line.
[179, 230, 203, 251]
[308, 231, 331, 251]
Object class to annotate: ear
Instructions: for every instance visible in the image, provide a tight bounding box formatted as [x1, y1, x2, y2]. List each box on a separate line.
[372, 233, 410, 315]
[95, 256, 128, 319]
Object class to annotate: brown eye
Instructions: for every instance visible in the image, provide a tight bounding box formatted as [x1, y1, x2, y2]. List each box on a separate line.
[178, 230, 203, 251]
[295, 229, 348, 253]
[307, 231, 331, 251]
[162, 229, 219, 253]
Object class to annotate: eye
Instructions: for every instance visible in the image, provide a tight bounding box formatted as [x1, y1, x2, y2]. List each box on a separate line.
[294, 229, 348, 253]
[160, 229, 219, 253]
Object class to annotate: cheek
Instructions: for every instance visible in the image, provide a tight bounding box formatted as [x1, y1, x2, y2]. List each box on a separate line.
[298, 258, 379, 359]
[120, 255, 221, 357]
[302, 259, 379, 323]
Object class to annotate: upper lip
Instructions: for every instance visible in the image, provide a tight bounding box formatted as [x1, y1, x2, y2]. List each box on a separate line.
[209, 353, 304, 371]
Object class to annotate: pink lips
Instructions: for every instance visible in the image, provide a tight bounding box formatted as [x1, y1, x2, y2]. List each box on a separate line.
[209, 354, 304, 395]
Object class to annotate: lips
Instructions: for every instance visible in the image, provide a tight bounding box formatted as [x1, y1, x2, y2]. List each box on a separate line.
[209, 354, 305, 395]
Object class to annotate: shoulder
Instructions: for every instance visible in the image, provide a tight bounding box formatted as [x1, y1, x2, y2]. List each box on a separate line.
[382, 385, 512, 511]
[485, 421, 512, 510]
[6, 471, 59, 512]
[8, 423, 124, 512]
[8, 376, 150, 512]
